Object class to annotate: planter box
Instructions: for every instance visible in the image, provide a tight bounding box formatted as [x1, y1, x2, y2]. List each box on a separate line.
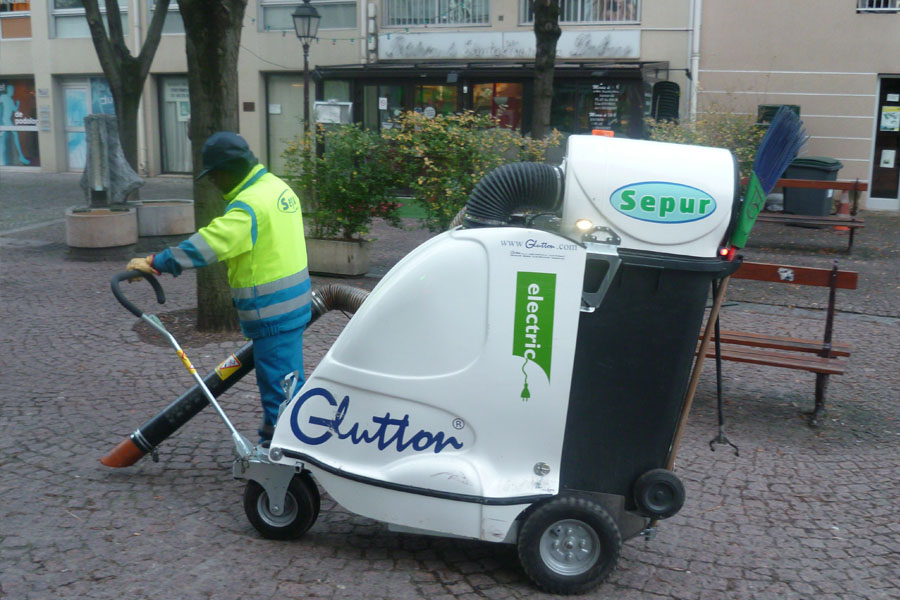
[137, 199, 195, 236]
[306, 238, 369, 277]
[65, 207, 138, 248]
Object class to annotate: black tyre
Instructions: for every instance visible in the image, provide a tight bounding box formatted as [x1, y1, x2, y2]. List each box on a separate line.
[517, 494, 622, 595]
[243, 471, 320, 540]
[632, 468, 685, 519]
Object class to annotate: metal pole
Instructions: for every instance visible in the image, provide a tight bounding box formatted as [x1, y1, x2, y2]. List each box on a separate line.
[303, 42, 311, 134]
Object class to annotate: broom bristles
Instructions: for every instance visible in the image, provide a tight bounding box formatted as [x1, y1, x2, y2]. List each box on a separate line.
[753, 106, 808, 195]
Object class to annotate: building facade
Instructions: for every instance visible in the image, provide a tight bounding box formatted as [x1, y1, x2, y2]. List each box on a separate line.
[697, 0, 900, 211]
[1, 0, 700, 178]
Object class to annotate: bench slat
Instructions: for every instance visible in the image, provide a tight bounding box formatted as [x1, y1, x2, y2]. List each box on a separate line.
[756, 213, 865, 228]
[733, 261, 859, 289]
[707, 330, 851, 357]
[700, 345, 846, 375]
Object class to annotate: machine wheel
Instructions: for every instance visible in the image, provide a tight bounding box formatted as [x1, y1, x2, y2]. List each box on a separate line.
[243, 471, 320, 540]
[517, 494, 622, 595]
[633, 468, 685, 519]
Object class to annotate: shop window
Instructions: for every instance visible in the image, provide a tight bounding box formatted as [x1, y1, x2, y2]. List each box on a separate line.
[51, 0, 128, 39]
[0, 78, 39, 167]
[414, 85, 458, 118]
[384, 0, 490, 26]
[363, 84, 403, 132]
[551, 79, 643, 138]
[260, 0, 357, 31]
[520, 0, 638, 23]
[473, 83, 523, 130]
[0, 1, 31, 39]
[651, 81, 680, 122]
[150, 1, 184, 35]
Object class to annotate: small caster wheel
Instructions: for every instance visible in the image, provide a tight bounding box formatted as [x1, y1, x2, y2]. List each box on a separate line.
[517, 494, 622, 595]
[633, 468, 685, 519]
[243, 471, 320, 540]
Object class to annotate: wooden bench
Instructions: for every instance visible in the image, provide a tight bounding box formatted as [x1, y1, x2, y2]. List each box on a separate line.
[699, 260, 859, 427]
[741, 178, 867, 253]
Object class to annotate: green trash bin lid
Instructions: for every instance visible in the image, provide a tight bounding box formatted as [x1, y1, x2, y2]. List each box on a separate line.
[789, 156, 843, 171]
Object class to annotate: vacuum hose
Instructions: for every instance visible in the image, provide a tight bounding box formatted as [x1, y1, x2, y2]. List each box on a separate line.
[100, 283, 369, 468]
[462, 162, 564, 228]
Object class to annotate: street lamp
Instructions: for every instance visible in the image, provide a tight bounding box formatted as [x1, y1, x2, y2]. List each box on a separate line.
[293, 0, 321, 134]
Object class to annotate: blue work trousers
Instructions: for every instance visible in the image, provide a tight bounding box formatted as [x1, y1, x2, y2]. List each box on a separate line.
[253, 325, 305, 440]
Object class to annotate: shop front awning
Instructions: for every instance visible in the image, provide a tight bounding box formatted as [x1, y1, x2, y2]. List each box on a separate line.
[313, 61, 673, 82]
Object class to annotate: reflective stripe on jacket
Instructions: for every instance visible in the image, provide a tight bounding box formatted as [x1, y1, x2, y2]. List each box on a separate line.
[152, 164, 310, 338]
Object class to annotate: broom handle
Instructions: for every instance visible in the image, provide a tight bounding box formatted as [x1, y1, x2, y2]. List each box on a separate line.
[665, 275, 731, 471]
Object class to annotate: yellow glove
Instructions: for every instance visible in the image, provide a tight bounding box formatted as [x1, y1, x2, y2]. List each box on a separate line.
[126, 255, 160, 279]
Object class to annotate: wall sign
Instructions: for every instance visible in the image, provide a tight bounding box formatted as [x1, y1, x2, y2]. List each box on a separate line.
[379, 30, 640, 61]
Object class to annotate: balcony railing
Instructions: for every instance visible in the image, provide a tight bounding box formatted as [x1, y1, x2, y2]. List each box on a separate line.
[857, 0, 898, 12]
[520, 0, 639, 24]
[384, 0, 490, 26]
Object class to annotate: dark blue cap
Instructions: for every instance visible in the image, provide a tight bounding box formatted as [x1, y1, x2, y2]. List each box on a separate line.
[196, 131, 257, 180]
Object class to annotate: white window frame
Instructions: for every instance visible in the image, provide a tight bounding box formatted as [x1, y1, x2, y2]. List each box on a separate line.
[382, 0, 491, 28]
[856, 0, 898, 12]
[259, 0, 358, 32]
[519, 0, 639, 25]
[0, 0, 31, 40]
[50, 0, 128, 39]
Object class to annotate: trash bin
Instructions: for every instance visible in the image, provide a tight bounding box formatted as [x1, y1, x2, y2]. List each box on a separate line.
[782, 156, 843, 215]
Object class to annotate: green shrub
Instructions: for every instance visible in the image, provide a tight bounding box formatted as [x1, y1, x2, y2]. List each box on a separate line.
[283, 125, 402, 240]
[384, 111, 562, 231]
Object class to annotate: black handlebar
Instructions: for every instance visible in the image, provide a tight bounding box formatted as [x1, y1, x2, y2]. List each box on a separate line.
[111, 271, 166, 318]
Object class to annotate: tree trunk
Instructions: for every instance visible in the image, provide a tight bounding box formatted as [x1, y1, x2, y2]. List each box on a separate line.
[532, 0, 561, 140]
[178, 0, 248, 332]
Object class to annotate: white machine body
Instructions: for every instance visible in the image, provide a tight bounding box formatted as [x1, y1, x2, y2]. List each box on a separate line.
[267, 135, 739, 544]
[270, 227, 587, 541]
[561, 135, 737, 257]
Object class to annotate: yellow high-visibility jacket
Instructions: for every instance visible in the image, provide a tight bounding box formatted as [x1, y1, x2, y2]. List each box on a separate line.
[152, 164, 310, 338]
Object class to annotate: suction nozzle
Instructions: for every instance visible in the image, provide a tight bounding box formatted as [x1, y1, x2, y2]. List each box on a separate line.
[100, 436, 146, 468]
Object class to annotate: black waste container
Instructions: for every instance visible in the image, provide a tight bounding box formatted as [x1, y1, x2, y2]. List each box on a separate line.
[782, 156, 843, 215]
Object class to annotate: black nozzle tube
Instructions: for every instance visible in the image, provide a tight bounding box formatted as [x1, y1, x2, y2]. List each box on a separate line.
[101, 283, 369, 467]
[463, 162, 564, 228]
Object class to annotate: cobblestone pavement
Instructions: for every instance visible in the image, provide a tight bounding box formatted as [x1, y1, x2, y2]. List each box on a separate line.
[1, 173, 899, 599]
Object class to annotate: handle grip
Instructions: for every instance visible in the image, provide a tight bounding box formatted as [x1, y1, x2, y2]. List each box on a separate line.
[111, 271, 166, 318]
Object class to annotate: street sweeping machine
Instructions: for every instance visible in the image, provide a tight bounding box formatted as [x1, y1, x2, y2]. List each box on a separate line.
[242, 134, 742, 594]
[107, 133, 755, 594]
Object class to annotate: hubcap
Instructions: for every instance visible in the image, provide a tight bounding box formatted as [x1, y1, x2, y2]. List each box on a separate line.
[539, 518, 601, 576]
[257, 490, 298, 528]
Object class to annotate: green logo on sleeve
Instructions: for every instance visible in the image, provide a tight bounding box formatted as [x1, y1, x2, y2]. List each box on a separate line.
[513, 272, 556, 400]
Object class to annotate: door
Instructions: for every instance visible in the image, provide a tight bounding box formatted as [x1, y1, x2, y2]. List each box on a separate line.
[159, 76, 192, 173]
[62, 83, 89, 170]
[871, 76, 900, 210]
[266, 74, 306, 176]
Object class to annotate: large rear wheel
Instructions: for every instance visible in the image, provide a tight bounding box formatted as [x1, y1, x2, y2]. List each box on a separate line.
[517, 494, 622, 595]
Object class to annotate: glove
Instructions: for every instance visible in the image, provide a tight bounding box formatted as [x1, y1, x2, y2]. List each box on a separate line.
[126, 255, 160, 280]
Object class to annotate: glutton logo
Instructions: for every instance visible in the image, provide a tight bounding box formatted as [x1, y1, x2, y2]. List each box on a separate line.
[610, 181, 717, 223]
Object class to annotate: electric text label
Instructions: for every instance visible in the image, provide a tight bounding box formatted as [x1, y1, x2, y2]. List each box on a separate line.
[290, 387, 464, 453]
[512, 272, 556, 380]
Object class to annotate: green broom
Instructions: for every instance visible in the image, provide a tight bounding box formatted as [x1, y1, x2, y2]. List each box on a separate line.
[731, 106, 808, 249]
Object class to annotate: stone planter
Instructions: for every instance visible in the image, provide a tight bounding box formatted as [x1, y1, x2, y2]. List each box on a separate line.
[137, 199, 195, 236]
[65, 207, 138, 248]
[306, 238, 369, 277]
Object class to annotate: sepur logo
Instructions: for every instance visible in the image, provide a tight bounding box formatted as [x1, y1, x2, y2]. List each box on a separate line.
[512, 272, 556, 401]
[277, 189, 300, 213]
[610, 181, 717, 224]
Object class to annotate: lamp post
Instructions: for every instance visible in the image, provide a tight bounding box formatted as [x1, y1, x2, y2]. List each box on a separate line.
[293, 0, 321, 134]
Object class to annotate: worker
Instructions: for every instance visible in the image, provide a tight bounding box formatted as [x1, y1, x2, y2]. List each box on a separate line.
[126, 131, 310, 444]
